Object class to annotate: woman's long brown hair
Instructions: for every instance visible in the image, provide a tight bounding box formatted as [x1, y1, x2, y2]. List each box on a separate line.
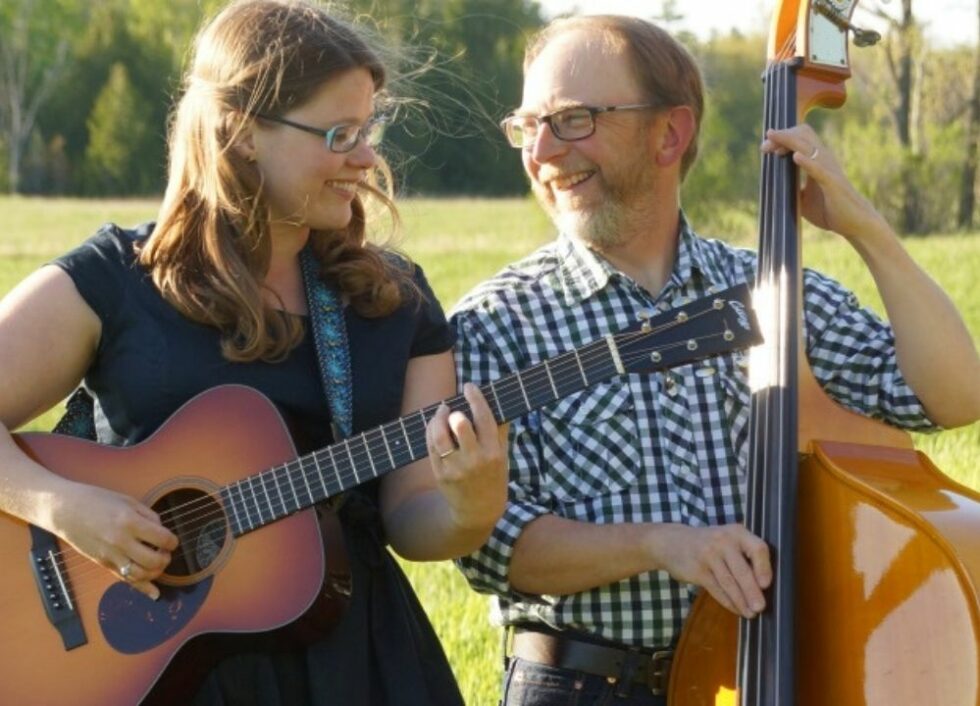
[140, 0, 411, 363]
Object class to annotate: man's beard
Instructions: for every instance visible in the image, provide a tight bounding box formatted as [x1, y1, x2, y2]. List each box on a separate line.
[533, 155, 651, 251]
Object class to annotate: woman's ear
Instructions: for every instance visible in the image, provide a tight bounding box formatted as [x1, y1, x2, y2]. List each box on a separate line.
[232, 117, 258, 164]
[652, 106, 695, 170]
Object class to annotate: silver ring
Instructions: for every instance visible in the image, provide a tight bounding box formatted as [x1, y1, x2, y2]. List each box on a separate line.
[808, 146, 819, 160]
[120, 561, 134, 579]
[437, 447, 457, 459]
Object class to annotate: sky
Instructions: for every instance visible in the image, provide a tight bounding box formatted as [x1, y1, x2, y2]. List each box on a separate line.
[537, 1, 979, 48]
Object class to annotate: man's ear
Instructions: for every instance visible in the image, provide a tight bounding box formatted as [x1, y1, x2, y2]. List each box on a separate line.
[652, 106, 695, 170]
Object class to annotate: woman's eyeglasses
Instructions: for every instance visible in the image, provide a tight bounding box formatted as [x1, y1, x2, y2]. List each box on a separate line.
[252, 112, 387, 153]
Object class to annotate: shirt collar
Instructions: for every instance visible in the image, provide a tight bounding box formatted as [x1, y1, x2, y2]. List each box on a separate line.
[555, 212, 710, 306]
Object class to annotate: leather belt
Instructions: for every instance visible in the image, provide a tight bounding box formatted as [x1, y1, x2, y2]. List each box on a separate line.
[507, 628, 672, 696]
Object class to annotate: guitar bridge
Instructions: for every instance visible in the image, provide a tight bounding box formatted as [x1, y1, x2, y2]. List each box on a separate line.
[28, 524, 87, 650]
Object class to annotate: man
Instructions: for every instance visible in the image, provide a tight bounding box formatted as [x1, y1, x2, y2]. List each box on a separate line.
[450, 13, 980, 706]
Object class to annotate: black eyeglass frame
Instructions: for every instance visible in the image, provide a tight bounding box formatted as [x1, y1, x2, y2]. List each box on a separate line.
[252, 111, 388, 153]
[500, 103, 661, 148]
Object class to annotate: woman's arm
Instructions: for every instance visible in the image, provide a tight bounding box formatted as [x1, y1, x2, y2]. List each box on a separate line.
[379, 350, 508, 561]
[0, 266, 176, 598]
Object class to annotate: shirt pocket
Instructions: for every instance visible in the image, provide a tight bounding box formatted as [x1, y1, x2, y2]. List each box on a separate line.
[714, 352, 751, 469]
[538, 381, 641, 502]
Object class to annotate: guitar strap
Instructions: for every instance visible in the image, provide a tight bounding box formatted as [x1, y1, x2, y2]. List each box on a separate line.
[55, 247, 354, 443]
[300, 246, 353, 440]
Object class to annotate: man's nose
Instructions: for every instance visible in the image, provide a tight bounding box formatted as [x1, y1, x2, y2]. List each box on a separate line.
[528, 121, 569, 163]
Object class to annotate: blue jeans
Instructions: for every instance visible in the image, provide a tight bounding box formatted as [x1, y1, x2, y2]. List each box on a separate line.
[501, 657, 667, 706]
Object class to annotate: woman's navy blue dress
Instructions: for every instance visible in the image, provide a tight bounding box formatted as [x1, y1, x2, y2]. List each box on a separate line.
[53, 224, 464, 706]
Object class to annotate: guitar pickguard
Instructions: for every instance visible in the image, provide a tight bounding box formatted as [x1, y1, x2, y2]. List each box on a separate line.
[99, 578, 212, 654]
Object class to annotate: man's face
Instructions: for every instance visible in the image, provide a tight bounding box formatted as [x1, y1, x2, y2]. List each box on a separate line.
[518, 31, 657, 248]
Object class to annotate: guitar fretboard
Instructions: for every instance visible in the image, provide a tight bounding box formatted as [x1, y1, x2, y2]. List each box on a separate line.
[219, 337, 620, 536]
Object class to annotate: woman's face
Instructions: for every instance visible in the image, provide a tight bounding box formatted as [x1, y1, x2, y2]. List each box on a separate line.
[250, 67, 378, 236]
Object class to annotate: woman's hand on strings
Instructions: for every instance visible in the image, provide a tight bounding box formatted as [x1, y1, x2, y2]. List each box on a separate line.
[50, 482, 178, 599]
[426, 383, 509, 535]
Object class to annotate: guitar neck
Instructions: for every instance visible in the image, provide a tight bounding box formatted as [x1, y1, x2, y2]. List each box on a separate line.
[219, 283, 761, 537]
[218, 337, 622, 537]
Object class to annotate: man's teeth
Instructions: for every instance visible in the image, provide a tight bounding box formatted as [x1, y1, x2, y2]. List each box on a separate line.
[552, 171, 593, 190]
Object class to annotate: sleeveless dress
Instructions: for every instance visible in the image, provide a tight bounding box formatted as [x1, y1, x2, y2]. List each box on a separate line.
[53, 224, 465, 706]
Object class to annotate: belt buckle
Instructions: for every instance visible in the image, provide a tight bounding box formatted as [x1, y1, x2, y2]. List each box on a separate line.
[644, 649, 673, 696]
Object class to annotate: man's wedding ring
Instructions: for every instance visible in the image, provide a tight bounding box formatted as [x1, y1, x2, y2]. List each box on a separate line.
[438, 447, 457, 459]
[120, 561, 134, 580]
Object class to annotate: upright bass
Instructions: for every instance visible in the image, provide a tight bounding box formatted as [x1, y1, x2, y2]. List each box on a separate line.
[669, 1, 980, 704]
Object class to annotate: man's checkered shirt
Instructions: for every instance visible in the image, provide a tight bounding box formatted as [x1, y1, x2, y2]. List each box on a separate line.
[450, 219, 936, 648]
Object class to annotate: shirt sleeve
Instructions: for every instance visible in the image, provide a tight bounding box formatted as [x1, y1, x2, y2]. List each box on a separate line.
[408, 264, 455, 357]
[451, 306, 553, 601]
[50, 225, 136, 334]
[802, 268, 939, 431]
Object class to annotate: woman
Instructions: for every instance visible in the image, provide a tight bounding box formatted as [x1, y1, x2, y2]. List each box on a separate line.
[0, 1, 507, 704]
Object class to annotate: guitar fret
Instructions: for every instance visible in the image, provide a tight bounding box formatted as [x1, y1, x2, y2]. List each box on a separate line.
[298, 459, 314, 505]
[488, 379, 505, 421]
[515, 373, 532, 412]
[269, 471, 285, 518]
[398, 418, 415, 462]
[327, 444, 344, 491]
[345, 440, 360, 483]
[572, 348, 589, 386]
[364, 432, 379, 477]
[262, 472, 280, 520]
[543, 360, 559, 400]
[380, 426, 396, 467]
[284, 464, 301, 512]
[223, 487, 243, 535]
[311, 453, 328, 499]
[416, 410, 430, 457]
[247, 476, 262, 527]
[237, 482, 254, 532]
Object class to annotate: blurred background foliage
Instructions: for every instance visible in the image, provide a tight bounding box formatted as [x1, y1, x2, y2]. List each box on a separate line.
[2, 0, 979, 234]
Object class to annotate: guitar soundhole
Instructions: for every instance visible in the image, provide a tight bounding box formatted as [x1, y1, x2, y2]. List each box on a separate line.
[151, 488, 230, 581]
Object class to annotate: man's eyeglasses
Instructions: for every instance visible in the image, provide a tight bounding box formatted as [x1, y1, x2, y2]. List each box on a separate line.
[500, 104, 660, 149]
[252, 112, 387, 153]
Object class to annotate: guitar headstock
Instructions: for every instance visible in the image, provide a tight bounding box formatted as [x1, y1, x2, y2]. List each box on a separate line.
[614, 284, 762, 375]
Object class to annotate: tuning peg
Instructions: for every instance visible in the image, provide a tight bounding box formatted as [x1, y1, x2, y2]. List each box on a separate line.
[851, 26, 881, 47]
[814, 0, 882, 48]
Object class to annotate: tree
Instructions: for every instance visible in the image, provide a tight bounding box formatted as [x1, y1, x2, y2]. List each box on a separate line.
[0, 0, 86, 193]
[866, 0, 928, 233]
[957, 1, 980, 229]
[349, 0, 544, 195]
[84, 62, 152, 194]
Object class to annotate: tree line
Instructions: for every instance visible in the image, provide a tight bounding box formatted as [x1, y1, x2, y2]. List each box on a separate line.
[2, 0, 978, 234]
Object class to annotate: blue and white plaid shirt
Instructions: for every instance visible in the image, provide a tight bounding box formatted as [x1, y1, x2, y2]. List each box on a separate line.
[450, 218, 937, 648]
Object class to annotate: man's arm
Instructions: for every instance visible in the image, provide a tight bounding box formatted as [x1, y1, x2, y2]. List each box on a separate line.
[509, 515, 770, 619]
[764, 125, 980, 428]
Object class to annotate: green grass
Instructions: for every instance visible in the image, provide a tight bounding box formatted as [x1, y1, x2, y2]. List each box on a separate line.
[1, 195, 978, 704]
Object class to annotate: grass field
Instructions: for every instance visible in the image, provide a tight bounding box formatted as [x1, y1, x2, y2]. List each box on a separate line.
[1, 195, 977, 704]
